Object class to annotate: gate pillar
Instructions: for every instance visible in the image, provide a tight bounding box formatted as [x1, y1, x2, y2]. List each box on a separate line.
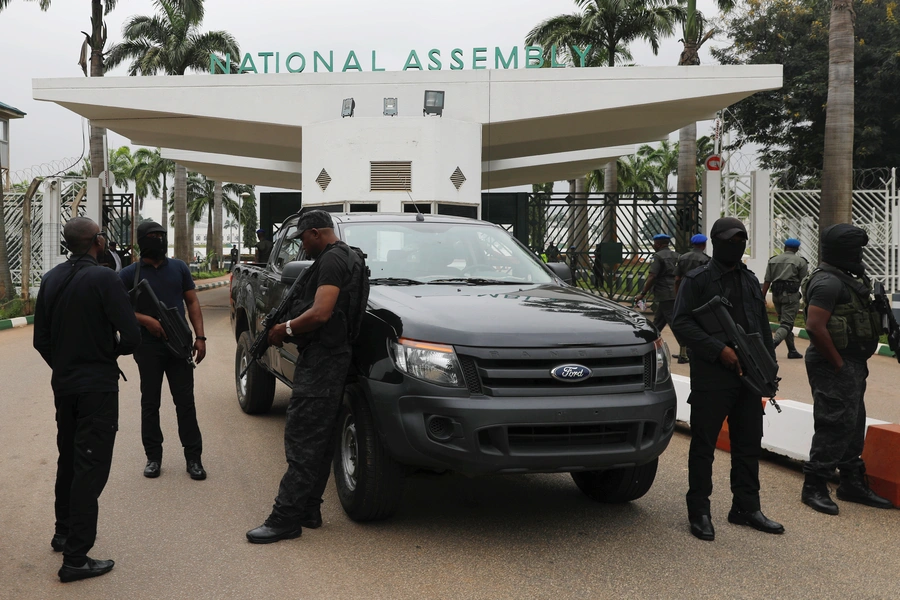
[40, 178, 66, 274]
[748, 170, 771, 277]
[702, 169, 722, 239]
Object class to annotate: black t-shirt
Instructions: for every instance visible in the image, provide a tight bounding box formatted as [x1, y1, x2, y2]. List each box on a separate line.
[293, 243, 354, 347]
[805, 272, 877, 361]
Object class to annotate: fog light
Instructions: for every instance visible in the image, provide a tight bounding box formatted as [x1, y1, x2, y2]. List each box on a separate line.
[663, 407, 676, 432]
[425, 415, 454, 442]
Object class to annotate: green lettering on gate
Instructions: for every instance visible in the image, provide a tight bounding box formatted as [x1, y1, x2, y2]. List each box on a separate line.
[572, 44, 592, 67]
[371, 50, 385, 72]
[428, 49, 442, 70]
[495, 47, 518, 69]
[286, 52, 306, 73]
[525, 46, 544, 69]
[209, 53, 230, 74]
[403, 50, 423, 71]
[550, 45, 565, 68]
[450, 48, 464, 70]
[238, 53, 258, 74]
[472, 47, 487, 70]
[342, 51, 362, 72]
[314, 51, 333, 73]
[258, 52, 274, 73]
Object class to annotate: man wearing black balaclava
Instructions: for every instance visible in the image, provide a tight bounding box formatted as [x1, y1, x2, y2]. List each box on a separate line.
[119, 221, 209, 481]
[672, 217, 784, 541]
[800, 223, 894, 514]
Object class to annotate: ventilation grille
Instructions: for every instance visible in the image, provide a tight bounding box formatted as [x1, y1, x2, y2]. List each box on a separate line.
[450, 167, 466, 190]
[316, 168, 332, 191]
[370, 161, 412, 191]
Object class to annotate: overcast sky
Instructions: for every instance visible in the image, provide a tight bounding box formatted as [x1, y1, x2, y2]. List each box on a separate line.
[0, 0, 728, 203]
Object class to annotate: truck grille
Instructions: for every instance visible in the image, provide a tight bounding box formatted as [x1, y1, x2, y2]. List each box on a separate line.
[507, 423, 633, 449]
[455, 343, 654, 397]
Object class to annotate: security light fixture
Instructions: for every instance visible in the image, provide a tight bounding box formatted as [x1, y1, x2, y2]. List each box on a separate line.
[383, 97, 398, 116]
[423, 90, 445, 117]
[341, 97, 355, 118]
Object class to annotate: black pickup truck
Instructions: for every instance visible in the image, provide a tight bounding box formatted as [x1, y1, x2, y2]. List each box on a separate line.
[231, 212, 676, 521]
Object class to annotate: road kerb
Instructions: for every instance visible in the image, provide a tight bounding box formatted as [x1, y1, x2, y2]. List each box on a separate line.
[769, 322, 895, 358]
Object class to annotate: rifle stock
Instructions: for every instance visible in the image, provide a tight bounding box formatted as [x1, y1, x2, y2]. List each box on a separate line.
[136, 280, 196, 368]
[692, 295, 782, 412]
[873, 282, 900, 364]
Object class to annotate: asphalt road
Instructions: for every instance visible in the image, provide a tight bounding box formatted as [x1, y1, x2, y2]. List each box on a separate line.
[1, 285, 898, 599]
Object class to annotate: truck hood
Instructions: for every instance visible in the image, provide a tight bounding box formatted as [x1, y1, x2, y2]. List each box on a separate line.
[368, 283, 658, 348]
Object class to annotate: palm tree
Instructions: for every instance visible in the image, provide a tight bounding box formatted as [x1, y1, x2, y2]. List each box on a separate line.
[527, 0, 683, 244]
[106, 0, 240, 262]
[819, 0, 855, 229]
[132, 148, 174, 231]
[0, 0, 50, 11]
[185, 173, 241, 264]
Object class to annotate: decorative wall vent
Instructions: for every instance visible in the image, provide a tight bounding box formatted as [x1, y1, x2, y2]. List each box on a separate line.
[316, 168, 332, 191]
[450, 167, 466, 190]
[370, 161, 412, 191]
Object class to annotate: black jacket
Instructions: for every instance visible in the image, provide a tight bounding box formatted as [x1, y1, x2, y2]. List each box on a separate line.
[33, 255, 141, 394]
[671, 259, 775, 391]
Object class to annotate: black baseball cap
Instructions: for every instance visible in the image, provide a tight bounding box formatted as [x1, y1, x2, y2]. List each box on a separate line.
[710, 217, 747, 240]
[290, 210, 334, 238]
[137, 221, 166, 239]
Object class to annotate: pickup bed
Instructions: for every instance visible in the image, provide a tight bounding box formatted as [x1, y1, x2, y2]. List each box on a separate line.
[231, 212, 676, 521]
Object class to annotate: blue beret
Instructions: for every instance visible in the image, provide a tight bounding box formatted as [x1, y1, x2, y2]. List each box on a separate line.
[652, 234, 672, 241]
[784, 238, 801, 248]
[691, 234, 708, 244]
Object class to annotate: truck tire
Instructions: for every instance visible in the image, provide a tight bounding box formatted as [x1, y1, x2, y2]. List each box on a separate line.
[235, 331, 276, 414]
[571, 458, 658, 503]
[333, 384, 404, 521]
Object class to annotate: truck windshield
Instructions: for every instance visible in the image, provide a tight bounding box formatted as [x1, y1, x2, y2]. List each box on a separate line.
[341, 222, 554, 285]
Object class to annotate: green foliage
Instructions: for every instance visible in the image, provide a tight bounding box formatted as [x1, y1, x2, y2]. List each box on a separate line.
[193, 269, 228, 280]
[241, 193, 258, 248]
[0, 298, 25, 319]
[585, 137, 713, 193]
[714, 0, 900, 183]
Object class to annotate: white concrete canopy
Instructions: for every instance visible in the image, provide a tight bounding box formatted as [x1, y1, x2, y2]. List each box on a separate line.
[34, 65, 782, 193]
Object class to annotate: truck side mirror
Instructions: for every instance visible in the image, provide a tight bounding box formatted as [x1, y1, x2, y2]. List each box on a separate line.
[546, 262, 574, 286]
[281, 260, 314, 285]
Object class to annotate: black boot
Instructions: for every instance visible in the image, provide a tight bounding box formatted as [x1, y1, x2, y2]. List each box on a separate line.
[837, 468, 895, 509]
[801, 474, 839, 515]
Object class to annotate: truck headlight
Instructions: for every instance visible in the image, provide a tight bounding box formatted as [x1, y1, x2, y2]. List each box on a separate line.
[391, 338, 464, 387]
[654, 338, 671, 384]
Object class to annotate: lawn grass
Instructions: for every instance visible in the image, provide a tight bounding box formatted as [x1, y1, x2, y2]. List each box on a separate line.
[193, 270, 229, 280]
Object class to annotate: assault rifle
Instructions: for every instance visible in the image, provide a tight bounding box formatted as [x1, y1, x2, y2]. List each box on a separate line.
[135, 279, 196, 368]
[239, 264, 315, 379]
[872, 282, 900, 364]
[692, 295, 782, 413]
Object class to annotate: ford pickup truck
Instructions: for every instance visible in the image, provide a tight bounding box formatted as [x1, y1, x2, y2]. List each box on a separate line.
[231, 212, 676, 521]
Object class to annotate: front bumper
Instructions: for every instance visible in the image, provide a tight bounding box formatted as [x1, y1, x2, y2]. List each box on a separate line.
[365, 378, 676, 475]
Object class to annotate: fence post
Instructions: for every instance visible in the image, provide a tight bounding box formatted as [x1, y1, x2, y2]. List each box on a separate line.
[41, 178, 66, 276]
[84, 177, 102, 225]
[747, 170, 771, 277]
[702, 169, 722, 239]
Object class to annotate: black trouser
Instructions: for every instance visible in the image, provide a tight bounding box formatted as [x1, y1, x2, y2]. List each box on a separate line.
[54, 391, 118, 562]
[271, 344, 352, 523]
[686, 387, 763, 517]
[652, 299, 676, 333]
[134, 340, 202, 463]
[804, 357, 868, 478]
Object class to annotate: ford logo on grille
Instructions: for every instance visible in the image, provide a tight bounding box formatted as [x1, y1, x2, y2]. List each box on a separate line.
[550, 364, 592, 382]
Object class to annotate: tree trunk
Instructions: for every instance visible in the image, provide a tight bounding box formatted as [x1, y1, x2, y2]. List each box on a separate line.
[161, 172, 168, 230]
[574, 177, 589, 253]
[566, 179, 576, 250]
[820, 0, 855, 230]
[206, 207, 213, 266]
[88, 0, 106, 186]
[174, 163, 189, 261]
[212, 181, 223, 269]
[677, 123, 698, 251]
[21, 181, 35, 312]
[603, 162, 618, 244]
[0, 186, 15, 301]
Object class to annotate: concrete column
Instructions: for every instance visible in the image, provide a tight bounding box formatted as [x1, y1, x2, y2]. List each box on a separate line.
[84, 177, 102, 225]
[41, 178, 66, 274]
[702, 169, 722, 239]
[747, 170, 771, 278]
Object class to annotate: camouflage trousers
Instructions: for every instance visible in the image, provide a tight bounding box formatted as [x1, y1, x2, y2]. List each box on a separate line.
[803, 357, 868, 478]
[772, 293, 800, 352]
[271, 343, 352, 523]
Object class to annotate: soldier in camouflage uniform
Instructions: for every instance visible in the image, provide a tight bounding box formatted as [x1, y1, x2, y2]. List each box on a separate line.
[635, 234, 680, 339]
[800, 224, 894, 515]
[247, 210, 368, 543]
[761, 238, 807, 359]
[673, 234, 711, 363]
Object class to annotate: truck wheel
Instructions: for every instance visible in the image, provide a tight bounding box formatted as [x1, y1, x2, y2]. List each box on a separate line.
[333, 384, 404, 521]
[571, 458, 658, 503]
[235, 331, 276, 414]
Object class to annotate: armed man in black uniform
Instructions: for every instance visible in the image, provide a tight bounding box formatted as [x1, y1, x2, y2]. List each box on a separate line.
[672, 217, 784, 542]
[33, 217, 141, 582]
[800, 224, 894, 514]
[247, 210, 367, 544]
[673, 233, 711, 363]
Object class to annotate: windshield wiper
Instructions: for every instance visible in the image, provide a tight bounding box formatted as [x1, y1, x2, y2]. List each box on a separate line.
[427, 277, 520, 285]
[369, 277, 424, 286]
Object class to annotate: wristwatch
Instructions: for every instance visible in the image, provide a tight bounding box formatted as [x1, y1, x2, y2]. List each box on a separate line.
[284, 320, 293, 336]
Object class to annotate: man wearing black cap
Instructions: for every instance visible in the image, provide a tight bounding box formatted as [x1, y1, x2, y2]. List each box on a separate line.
[762, 238, 807, 359]
[672, 217, 784, 541]
[34, 217, 141, 582]
[635, 233, 680, 336]
[247, 210, 367, 544]
[120, 221, 208, 481]
[255, 229, 274, 263]
[800, 223, 894, 514]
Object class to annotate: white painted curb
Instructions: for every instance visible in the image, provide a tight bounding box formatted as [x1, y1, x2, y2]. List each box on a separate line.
[672, 374, 888, 461]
